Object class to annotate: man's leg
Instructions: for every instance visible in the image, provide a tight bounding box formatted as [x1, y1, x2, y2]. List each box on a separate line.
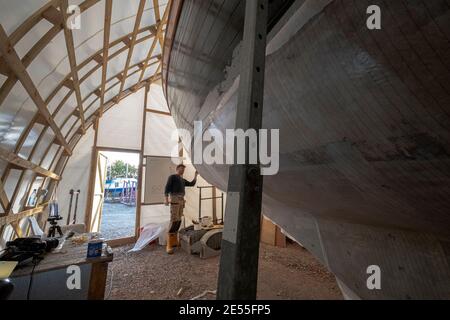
[167, 200, 182, 254]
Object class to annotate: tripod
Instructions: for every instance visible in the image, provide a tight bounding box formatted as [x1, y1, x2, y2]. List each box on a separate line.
[47, 218, 63, 238]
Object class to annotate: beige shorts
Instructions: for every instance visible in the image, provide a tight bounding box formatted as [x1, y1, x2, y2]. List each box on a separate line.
[170, 195, 185, 222]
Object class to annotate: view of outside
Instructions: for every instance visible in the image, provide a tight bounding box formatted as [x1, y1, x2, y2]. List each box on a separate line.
[100, 151, 140, 240]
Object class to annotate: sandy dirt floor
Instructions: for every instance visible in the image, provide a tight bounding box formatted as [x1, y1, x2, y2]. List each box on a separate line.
[105, 242, 343, 300]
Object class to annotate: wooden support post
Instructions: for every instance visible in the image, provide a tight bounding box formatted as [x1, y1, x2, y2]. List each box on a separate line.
[88, 262, 109, 300]
[217, 0, 268, 300]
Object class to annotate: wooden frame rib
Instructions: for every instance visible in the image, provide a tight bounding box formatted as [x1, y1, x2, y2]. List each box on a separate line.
[0, 180, 10, 212]
[0, 0, 170, 240]
[99, 0, 113, 117]
[139, 0, 170, 83]
[0, 147, 61, 181]
[0, 0, 101, 109]
[0, 24, 72, 156]
[153, 0, 161, 23]
[60, 0, 86, 133]
[117, 0, 147, 99]
[0, 203, 48, 227]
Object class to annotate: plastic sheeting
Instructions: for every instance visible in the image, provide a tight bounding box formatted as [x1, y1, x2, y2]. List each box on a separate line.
[128, 223, 165, 252]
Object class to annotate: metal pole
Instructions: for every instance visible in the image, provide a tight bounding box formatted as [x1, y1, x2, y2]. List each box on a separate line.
[66, 189, 74, 225]
[217, 0, 268, 300]
[73, 189, 80, 224]
[199, 187, 202, 222]
[212, 186, 217, 224]
[221, 193, 224, 224]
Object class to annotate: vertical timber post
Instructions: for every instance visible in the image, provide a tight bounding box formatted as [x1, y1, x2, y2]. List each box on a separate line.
[217, 0, 268, 300]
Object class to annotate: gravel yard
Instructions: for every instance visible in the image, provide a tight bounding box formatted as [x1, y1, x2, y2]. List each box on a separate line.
[105, 241, 343, 300]
[100, 202, 136, 240]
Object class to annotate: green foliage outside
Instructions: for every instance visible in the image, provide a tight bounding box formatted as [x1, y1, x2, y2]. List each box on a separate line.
[107, 160, 138, 180]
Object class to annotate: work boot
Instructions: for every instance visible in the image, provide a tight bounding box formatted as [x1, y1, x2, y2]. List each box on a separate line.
[166, 233, 176, 255]
[172, 233, 180, 248]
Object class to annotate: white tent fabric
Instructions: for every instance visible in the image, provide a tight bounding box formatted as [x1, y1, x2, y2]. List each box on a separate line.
[0, 0, 169, 245]
[97, 87, 145, 150]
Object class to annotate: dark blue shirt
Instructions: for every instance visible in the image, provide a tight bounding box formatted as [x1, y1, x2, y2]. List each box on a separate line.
[164, 174, 197, 196]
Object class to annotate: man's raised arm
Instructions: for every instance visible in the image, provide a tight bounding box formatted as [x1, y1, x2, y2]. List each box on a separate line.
[184, 171, 199, 187]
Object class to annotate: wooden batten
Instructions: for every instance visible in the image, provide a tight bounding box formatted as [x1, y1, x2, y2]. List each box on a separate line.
[122, 37, 132, 47]
[117, 0, 147, 98]
[60, 0, 86, 131]
[0, 203, 48, 227]
[0, 180, 10, 212]
[0, 57, 10, 76]
[63, 78, 75, 90]
[0, 147, 61, 180]
[99, 0, 112, 117]
[42, 5, 64, 26]
[260, 217, 287, 248]
[93, 54, 104, 64]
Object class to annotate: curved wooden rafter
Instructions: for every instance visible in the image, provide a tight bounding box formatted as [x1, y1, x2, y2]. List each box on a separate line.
[0, 0, 102, 108]
[46, 26, 161, 141]
[60, 0, 87, 133]
[0, 0, 170, 233]
[161, 0, 182, 99]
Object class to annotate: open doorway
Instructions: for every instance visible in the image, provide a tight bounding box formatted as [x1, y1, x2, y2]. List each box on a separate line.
[89, 149, 140, 242]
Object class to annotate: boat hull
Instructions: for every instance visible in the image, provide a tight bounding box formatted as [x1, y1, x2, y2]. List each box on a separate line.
[164, 0, 450, 298]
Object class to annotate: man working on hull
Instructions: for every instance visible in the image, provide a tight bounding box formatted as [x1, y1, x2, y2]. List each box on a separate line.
[164, 164, 198, 254]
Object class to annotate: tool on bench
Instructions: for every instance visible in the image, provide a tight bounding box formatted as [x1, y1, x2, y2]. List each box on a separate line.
[66, 189, 74, 226]
[72, 190, 80, 225]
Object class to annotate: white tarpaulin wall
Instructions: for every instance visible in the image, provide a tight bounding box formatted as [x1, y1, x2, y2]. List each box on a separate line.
[97, 87, 145, 150]
[0, 0, 169, 247]
[141, 83, 224, 230]
[50, 81, 223, 241]
[144, 157, 177, 205]
[55, 128, 95, 225]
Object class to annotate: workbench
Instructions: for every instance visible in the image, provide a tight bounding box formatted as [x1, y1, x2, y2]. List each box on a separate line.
[8, 240, 113, 300]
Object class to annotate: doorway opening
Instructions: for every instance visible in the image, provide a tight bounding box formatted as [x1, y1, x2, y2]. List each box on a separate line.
[90, 149, 140, 242]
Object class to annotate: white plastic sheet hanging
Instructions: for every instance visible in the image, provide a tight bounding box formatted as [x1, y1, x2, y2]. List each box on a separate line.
[128, 223, 166, 253]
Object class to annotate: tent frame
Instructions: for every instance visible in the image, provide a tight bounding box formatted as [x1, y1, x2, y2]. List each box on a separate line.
[0, 0, 171, 240]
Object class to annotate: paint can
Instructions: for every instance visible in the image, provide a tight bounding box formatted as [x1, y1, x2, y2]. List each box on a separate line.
[87, 239, 104, 258]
